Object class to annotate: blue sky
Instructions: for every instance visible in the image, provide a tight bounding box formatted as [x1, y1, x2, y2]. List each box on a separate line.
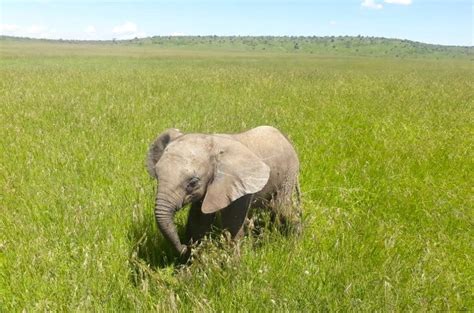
[0, 0, 472, 46]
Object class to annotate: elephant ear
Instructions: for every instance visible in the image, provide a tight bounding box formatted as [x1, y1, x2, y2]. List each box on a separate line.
[201, 138, 270, 214]
[146, 128, 183, 178]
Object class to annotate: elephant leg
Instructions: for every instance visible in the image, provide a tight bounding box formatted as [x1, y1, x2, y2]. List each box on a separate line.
[185, 202, 216, 245]
[220, 194, 252, 240]
[273, 181, 302, 234]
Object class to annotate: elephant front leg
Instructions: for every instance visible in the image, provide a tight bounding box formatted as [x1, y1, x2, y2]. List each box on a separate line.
[220, 194, 252, 240]
[185, 202, 216, 245]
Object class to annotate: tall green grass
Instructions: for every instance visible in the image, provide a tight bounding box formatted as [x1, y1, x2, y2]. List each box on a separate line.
[0, 41, 472, 311]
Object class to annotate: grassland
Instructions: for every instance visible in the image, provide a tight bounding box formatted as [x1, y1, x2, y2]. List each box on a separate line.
[0, 39, 473, 311]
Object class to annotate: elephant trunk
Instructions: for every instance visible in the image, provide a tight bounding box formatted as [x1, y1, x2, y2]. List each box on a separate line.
[155, 191, 187, 255]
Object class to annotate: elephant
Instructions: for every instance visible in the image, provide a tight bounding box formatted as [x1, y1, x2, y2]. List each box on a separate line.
[146, 126, 301, 257]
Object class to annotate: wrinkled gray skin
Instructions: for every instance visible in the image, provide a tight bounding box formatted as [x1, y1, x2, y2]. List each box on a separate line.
[146, 126, 301, 256]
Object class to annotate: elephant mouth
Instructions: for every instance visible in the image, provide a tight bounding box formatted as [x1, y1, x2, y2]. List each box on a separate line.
[184, 193, 202, 205]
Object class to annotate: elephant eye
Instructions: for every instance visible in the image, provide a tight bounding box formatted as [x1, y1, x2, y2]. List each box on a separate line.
[186, 177, 200, 191]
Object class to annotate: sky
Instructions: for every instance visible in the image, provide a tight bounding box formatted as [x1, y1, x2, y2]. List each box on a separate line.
[0, 0, 472, 46]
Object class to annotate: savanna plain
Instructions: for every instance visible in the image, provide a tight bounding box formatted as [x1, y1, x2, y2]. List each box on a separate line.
[0, 39, 472, 311]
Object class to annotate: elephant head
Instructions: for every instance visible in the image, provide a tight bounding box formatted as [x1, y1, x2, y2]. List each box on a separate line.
[146, 129, 270, 256]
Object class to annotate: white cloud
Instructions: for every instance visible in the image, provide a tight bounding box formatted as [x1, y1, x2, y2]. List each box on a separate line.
[85, 25, 96, 33]
[26, 25, 47, 34]
[361, 0, 383, 9]
[384, 0, 412, 4]
[0, 22, 146, 40]
[0, 23, 55, 38]
[170, 32, 187, 36]
[112, 21, 146, 39]
[362, 0, 412, 10]
[329, 20, 337, 26]
[112, 21, 137, 34]
[0, 24, 20, 32]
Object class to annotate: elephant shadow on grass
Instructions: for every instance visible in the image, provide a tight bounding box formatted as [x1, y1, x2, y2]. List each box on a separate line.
[127, 206, 190, 287]
[128, 203, 288, 286]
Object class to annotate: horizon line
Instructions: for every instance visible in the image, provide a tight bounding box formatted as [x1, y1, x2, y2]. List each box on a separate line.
[1, 35, 472, 48]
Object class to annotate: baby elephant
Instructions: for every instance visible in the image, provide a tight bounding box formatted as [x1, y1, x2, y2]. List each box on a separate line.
[146, 126, 301, 256]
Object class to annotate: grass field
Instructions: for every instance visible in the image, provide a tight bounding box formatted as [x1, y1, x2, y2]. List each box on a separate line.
[0, 39, 472, 311]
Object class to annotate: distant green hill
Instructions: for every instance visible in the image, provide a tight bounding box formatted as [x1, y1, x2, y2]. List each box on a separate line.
[1, 35, 472, 59]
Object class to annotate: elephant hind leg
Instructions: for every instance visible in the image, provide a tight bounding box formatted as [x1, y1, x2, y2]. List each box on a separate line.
[272, 180, 302, 235]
